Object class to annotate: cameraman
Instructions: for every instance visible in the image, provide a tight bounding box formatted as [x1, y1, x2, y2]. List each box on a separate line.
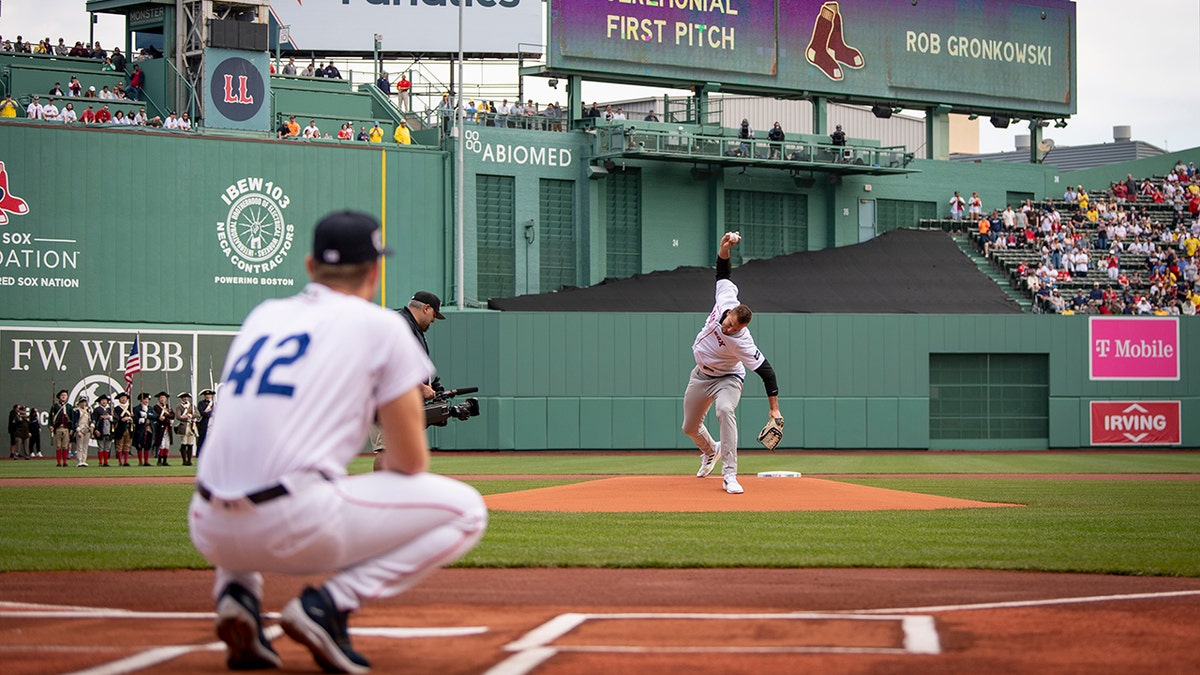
[400, 291, 446, 400]
[373, 291, 446, 466]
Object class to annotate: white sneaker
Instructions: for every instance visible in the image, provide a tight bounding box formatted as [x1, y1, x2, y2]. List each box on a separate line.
[696, 442, 718, 478]
[723, 475, 744, 494]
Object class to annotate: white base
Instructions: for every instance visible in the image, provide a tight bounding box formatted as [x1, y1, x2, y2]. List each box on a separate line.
[756, 471, 802, 478]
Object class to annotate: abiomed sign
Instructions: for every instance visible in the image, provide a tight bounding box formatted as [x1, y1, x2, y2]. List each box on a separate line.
[1089, 401, 1181, 446]
[1089, 317, 1179, 381]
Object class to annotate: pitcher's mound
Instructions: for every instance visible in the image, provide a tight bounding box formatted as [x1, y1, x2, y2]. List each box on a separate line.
[484, 476, 1020, 512]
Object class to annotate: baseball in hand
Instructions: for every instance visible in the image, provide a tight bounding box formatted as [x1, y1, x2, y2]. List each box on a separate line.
[728, 232, 741, 244]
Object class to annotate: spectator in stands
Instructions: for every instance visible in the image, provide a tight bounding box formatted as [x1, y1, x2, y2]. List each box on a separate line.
[0, 94, 18, 118]
[55, 38, 69, 56]
[545, 102, 563, 131]
[323, 62, 342, 79]
[968, 191, 983, 222]
[49, 82, 64, 96]
[356, 126, 369, 141]
[393, 119, 411, 145]
[101, 56, 116, 72]
[586, 102, 600, 119]
[107, 46, 125, 72]
[614, 107, 627, 121]
[949, 191, 966, 222]
[126, 66, 144, 100]
[734, 118, 754, 157]
[112, 109, 128, 125]
[179, 112, 192, 130]
[93, 104, 111, 124]
[41, 99, 60, 120]
[35, 38, 52, 55]
[464, 100, 478, 123]
[163, 111, 180, 129]
[767, 121, 785, 159]
[59, 103, 77, 124]
[14, 36, 31, 53]
[69, 41, 89, 57]
[285, 115, 300, 137]
[303, 119, 320, 138]
[376, 71, 392, 96]
[114, 82, 128, 100]
[67, 76, 82, 97]
[282, 58, 297, 76]
[99, 86, 114, 100]
[1064, 185, 1078, 203]
[396, 73, 411, 110]
[644, 108, 660, 122]
[368, 121, 384, 143]
[437, 94, 454, 130]
[830, 123, 846, 148]
[83, 86, 97, 98]
[302, 61, 316, 77]
[80, 105, 96, 124]
[25, 95, 43, 120]
[510, 100, 524, 123]
[337, 123, 353, 140]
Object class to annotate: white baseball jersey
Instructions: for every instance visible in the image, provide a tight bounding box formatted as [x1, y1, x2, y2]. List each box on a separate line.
[692, 278, 765, 379]
[196, 283, 433, 495]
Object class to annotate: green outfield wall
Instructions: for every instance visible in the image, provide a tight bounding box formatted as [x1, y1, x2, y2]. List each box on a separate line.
[2, 314, 1193, 451]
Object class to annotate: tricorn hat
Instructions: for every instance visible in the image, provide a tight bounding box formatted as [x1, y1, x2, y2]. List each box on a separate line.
[177, 392, 192, 399]
[200, 388, 216, 396]
[155, 391, 169, 398]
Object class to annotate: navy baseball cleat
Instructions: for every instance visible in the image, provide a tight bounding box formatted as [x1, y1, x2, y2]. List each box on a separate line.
[281, 585, 370, 674]
[215, 582, 282, 670]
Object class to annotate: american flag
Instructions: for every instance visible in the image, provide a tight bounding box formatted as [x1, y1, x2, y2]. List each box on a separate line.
[124, 334, 141, 392]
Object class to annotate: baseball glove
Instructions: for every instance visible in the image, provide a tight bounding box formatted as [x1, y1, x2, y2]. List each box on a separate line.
[757, 416, 784, 452]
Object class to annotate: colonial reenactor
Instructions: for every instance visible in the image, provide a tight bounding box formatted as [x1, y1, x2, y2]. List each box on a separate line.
[113, 391, 134, 466]
[92, 393, 115, 467]
[73, 395, 93, 467]
[175, 392, 197, 466]
[132, 393, 154, 466]
[50, 389, 74, 467]
[196, 388, 215, 457]
[151, 391, 175, 466]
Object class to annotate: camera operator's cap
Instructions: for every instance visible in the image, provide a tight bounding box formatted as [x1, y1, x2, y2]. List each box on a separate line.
[312, 210, 392, 265]
[412, 291, 446, 319]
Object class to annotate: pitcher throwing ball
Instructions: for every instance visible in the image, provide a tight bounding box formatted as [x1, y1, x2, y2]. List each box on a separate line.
[189, 210, 487, 673]
[683, 231, 782, 494]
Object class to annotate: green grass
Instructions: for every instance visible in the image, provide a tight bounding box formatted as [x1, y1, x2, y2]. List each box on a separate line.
[1, 454, 1197, 576]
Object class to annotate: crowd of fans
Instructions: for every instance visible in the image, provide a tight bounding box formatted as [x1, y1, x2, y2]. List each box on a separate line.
[964, 161, 1200, 316]
[434, 94, 567, 132]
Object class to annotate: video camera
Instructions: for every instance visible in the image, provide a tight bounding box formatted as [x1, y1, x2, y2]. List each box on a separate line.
[424, 387, 480, 427]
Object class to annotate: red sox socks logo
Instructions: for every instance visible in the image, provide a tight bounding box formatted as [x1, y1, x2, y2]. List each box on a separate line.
[0, 161, 31, 225]
[806, 1, 864, 82]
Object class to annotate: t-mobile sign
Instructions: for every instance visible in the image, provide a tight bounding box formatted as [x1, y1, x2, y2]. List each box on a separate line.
[1089, 317, 1179, 381]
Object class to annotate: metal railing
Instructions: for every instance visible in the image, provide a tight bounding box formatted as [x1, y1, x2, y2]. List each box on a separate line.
[593, 123, 914, 169]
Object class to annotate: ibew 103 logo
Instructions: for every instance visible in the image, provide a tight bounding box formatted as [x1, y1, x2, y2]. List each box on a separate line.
[216, 178, 295, 275]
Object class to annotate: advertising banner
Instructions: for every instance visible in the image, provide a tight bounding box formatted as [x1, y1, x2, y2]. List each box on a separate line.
[1089, 317, 1180, 381]
[204, 49, 271, 132]
[548, 0, 1076, 116]
[1, 327, 236, 429]
[268, 0, 542, 56]
[1089, 401, 1181, 446]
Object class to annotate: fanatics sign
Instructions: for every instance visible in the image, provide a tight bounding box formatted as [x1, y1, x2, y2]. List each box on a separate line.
[1089, 401, 1181, 446]
[1088, 317, 1179, 381]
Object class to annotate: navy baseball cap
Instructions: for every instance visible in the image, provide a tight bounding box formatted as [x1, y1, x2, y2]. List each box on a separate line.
[312, 210, 392, 265]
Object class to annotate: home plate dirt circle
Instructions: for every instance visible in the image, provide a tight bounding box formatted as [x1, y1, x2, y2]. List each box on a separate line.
[483, 476, 1021, 512]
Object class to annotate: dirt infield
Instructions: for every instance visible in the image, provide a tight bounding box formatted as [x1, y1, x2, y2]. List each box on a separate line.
[3, 471, 1198, 673]
[483, 475, 1020, 512]
[2, 568, 1199, 674]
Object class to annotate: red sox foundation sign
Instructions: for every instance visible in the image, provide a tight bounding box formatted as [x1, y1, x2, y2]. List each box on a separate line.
[1089, 401, 1181, 446]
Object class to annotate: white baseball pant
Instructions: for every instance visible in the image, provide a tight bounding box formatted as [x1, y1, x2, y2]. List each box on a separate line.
[189, 470, 487, 612]
[681, 366, 744, 477]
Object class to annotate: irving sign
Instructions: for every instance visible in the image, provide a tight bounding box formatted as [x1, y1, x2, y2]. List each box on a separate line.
[1089, 401, 1181, 446]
